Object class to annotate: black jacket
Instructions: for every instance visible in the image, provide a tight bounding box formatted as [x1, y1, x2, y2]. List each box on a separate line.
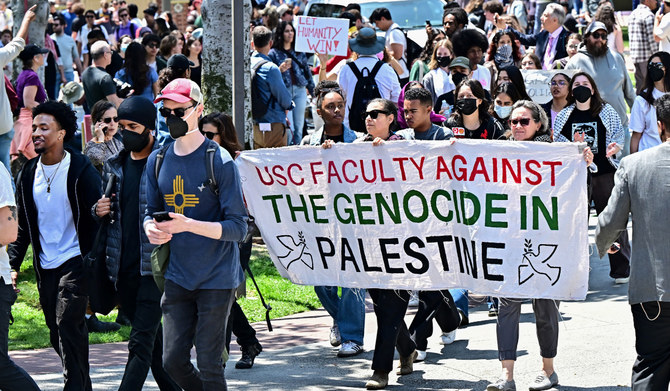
[8, 149, 102, 279]
[511, 27, 570, 65]
[96, 141, 159, 284]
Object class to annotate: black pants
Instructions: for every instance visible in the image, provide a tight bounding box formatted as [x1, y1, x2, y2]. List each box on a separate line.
[225, 301, 259, 353]
[117, 274, 180, 391]
[38, 256, 92, 391]
[409, 290, 461, 351]
[368, 289, 415, 372]
[631, 302, 670, 390]
[0, 279, 40, 390]
[591, 172, 631, 278]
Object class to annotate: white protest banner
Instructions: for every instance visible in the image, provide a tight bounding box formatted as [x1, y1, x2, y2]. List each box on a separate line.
[236, 140, 589, 300]
[522, 69, 577, 104]
[294, 16, 349, 57]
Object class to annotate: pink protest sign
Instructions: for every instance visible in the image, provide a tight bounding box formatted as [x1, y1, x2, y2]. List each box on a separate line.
[294, 16, 349, 57]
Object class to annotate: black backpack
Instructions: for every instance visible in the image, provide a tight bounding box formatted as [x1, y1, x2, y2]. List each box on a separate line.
[390, 26, 422, 70]
[251, 59, 275, 120]
[347, 61, 384, 133]
[154, 141, 273, 331]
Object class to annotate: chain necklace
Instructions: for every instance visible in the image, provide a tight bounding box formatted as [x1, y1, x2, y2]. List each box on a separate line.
[39, 151, 66, 193]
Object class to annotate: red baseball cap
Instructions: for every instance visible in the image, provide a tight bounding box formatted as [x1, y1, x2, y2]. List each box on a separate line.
[154, 78, 202, 104]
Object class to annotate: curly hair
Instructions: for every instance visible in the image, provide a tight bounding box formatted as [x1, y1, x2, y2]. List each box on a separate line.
[486, 30, 522, 65]
[158, 66, 189, 89]
[33, 101, 79, 141]
[272, 21, 295, 51]
[452, 29, 488, 57]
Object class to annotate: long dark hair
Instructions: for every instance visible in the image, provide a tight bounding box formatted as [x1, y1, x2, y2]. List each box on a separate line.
[123, 42, 150, 93]
[498, 65, 531, 100]
[273, 21, 295, 51]
[641, 51, 670, 106]
[198, 112, 242, 157]
[450, 79, 489, 125]
[486, 30, 522, 65]
[567, 71, 605, 117]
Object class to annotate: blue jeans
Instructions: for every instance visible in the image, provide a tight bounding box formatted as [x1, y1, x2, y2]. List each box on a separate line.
[0, 129, 13, 174]
[288, 85, 307, 145]
[161, 280, 235, 390]
[450, 288, 469, 317]
[314, 286, 365, 345]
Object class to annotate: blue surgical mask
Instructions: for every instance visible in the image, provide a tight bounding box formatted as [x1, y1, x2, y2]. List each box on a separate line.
[494, 104, 513, 119]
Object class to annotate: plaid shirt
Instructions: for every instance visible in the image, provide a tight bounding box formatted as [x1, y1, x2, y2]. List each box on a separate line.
[628, 4, 658, 63]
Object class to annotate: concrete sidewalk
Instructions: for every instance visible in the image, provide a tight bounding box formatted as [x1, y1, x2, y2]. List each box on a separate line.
[12, 217, 636, 390]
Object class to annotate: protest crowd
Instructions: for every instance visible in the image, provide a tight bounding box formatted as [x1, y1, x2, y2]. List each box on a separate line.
[0, 0, 669, 389]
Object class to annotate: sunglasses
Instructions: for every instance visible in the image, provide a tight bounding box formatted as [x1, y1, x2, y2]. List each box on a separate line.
[145, 43, 158, 49]
[85, 14, 95, 18]
[102, 116, 118, 123]
[362, 109, 389, 120]
[159, 104, 196, 118]
[591, 31, 607, 40]
[202, 131, 218, 140]
[509, 118, 531, 126]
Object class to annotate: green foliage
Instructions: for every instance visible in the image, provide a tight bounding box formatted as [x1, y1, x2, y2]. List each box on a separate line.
[9, 245, 320, 350]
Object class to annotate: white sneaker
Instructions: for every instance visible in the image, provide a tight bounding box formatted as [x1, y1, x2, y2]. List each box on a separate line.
[440, 330, 456, 345]
[329, 325, 341, 347]
[614, 277, 630, 284]
[415, 350, 426, 362]
[337, 341, 364, 357]
[408, 291, 419, 307]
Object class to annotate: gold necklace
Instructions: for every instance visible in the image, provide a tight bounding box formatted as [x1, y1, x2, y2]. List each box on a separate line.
[39, 152, 65, 193]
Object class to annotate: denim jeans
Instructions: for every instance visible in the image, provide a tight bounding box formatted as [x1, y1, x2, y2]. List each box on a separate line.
[162, 279, 235, 390]
[117, 274, 180, 391]
[314, 286, 365, 345]
[0, 128, 14, 174]
[288, 85, 308, 145]
[0, 279, 40, 390]
[450, 288, 469, 317]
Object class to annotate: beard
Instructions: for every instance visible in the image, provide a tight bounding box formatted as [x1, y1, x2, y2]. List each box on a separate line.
[585, 38, 608, 57]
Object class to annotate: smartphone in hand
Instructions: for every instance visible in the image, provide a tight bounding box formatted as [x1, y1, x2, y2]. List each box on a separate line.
[152, 211, 173, 222]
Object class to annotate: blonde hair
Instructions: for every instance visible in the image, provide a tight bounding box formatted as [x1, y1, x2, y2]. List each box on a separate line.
[428, 39, 453, 70]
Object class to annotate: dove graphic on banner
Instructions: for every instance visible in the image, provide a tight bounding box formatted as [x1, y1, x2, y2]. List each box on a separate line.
[276, 232, 314, 271]
[518, 239, 561, 286]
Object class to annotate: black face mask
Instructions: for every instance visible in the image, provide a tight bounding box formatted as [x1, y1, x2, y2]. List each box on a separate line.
[436, 56, 452, 68]
[572, 85, 592, 103]
[122, 127, 150, 152]
[451, 72, 468, 87]
[649, 63, 665, 82]
[167, 116, 189, 139]
[456, 98, 478, 115]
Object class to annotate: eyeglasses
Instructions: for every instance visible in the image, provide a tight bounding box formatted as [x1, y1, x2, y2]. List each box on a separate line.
[102, 116, 118, 123]
[509, 118, 532, 126]
[551, 80, 568, 87]
[591, 31, 607, 40]
[159, 104, 196, 118]
[362, 109, 390, 120]
[202, 131, 217, 140]
[145, 43, 158, 49]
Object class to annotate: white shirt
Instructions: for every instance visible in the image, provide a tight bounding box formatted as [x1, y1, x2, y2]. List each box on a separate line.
[471, 65, 492, 91]
[629, 88, 665, 152]
[337, 56, 402, 128]
[655, 13, 670, 53]
[0, 164, 14, 284]
[33, 152, 80, 269]
[426, 68, 455, 98]
[385, 23, 408, 79]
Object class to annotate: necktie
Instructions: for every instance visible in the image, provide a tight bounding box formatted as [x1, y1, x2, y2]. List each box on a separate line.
[544, 35, 555, 70]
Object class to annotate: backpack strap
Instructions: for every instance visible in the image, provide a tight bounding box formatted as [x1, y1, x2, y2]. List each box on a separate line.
[154, 143, 170, 187]
[204, 140, 219, 196]
[369, 60, 384, 78]
[347, 61, 363, 79]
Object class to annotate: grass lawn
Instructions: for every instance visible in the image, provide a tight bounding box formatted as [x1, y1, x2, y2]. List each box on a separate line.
[9, 244, 321, 351]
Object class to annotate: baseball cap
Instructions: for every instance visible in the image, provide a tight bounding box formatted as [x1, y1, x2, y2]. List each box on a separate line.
[154, 78, 202, 104]
[449, 56, 471, 70]
[19, 44, 50, 61]
[167, 54, 194, 72]
[585, 21, 607, 36]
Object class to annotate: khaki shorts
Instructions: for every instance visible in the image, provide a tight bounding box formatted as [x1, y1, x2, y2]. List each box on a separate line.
[253, 122, 287, 149]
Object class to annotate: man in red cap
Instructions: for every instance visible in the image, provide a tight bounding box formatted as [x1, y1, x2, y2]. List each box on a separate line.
[144, 78, 248, 389]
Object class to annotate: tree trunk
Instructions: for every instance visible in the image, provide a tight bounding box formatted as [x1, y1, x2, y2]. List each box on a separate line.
[11, 0, 48, 81]
[201, 0, 252, 146]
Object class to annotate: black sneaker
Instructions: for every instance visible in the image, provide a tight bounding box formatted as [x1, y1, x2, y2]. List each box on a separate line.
[86, 314, 121, 333]
[235, 342, 262, 369]
[115, 310, 131, 326]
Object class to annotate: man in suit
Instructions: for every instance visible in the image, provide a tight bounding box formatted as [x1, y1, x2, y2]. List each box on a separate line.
[509, 3, 569, 70]
[596, 93, 670, 390]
